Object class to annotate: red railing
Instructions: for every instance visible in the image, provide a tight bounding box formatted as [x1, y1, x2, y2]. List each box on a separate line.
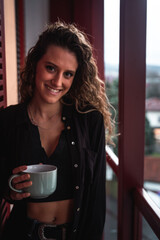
[106, 145, 119, 176]
[106, 146, 160, 239]
[0, 199, 10, 237]
[134, 188, 160, 238]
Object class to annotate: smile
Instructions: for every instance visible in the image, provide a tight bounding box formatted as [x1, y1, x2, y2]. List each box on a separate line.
[46, 85, 62, 93]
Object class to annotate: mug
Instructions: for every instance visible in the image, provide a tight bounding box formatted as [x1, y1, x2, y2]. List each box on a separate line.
[8, 164, 57, 199]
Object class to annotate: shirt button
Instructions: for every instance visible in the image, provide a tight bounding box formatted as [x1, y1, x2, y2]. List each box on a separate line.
[71, 141, 75, 145]
[62, 116, 66, 121]
[77, 208, 80, 211]
[75, 186, 79, 190]
[74, 164, 78, 168]
[67, 126, 71, 130]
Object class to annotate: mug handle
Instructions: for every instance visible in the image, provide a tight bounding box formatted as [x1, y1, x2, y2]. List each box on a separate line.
[8, 174, 23, 193]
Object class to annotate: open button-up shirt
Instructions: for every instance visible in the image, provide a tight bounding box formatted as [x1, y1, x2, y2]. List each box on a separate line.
[0, 103, 106, 240]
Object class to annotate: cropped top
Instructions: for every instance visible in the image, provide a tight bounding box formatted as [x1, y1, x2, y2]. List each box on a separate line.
[28, 122, 74, 202]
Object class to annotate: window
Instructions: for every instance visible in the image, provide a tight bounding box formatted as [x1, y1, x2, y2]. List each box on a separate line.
[104, 0, 120, 239]
[144, 0, 160, 212]
[105, 1, 160, 239]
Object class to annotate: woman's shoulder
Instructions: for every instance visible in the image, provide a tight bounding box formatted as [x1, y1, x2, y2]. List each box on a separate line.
[0, 103, 26, 125]
[63, 103, 103, 124]
[0, 103, 23, 116]
[72, 104, 103, 128]
[78, 105, 103, 120]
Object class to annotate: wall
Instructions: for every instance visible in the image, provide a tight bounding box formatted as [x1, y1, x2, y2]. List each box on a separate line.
[24, 0, 49, 54]
[49, 0, 104, 80]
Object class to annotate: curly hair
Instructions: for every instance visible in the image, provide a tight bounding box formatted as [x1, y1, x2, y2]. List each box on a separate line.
[20, 20, 115, 144]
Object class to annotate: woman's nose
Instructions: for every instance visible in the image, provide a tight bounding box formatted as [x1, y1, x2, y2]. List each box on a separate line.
[51, 72, 62, 86]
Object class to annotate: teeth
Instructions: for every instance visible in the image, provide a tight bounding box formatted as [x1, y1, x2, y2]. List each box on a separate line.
[47, 86, 60, 93]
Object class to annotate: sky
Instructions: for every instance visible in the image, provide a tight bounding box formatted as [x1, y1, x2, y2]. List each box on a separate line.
[104, 0, 160, 67]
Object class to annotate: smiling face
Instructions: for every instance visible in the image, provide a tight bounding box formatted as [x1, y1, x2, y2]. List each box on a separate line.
[33, 45, 78, 107]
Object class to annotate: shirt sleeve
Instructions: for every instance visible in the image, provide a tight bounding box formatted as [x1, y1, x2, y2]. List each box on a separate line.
[84, 111, 106, 239]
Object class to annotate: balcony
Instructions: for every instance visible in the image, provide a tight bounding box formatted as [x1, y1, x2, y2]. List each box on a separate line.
[105, 146, 160, 239]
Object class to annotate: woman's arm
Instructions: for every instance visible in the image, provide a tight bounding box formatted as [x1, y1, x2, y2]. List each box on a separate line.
[85, 111, 106, 239]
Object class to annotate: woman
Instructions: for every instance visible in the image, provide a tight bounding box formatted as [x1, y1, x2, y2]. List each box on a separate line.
[0, 21, 114, 240]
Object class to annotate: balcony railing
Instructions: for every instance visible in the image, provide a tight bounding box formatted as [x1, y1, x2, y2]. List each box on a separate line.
[106, 146, 160, 239]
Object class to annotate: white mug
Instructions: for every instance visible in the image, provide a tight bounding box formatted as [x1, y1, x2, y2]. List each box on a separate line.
[8, 164, 57, 199]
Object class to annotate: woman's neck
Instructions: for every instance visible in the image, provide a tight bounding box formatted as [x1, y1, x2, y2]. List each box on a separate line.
[29, 99, 62, 121]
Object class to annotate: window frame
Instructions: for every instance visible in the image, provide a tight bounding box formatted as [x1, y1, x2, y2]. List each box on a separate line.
[106, 1, 160, 239]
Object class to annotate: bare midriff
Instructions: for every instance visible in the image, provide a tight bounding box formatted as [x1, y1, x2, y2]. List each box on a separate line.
[27, 199, 74, 225]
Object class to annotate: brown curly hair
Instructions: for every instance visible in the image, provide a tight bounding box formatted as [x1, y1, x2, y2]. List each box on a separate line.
[20, 20, 115, 144]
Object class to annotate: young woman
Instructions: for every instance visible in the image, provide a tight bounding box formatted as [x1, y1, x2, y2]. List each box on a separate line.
[0, 21, 114, 240]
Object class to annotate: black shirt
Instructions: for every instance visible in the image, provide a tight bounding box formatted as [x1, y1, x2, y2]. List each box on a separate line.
[0, 103, 106, 240]
[29, 123, 74, 202]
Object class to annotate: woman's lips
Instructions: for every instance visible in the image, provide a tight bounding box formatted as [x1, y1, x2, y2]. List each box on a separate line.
[46, 85, 62, 93]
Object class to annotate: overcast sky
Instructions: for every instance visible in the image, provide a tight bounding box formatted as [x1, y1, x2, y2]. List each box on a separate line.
[104, 0, 160, 67]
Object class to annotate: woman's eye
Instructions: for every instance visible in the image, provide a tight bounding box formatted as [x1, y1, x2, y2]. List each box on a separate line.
[46, 65, 55, 72]
[64, 72, 73, 78]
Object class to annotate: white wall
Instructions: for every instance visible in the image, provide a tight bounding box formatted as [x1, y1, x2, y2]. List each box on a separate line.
[24, 0, 49, 55]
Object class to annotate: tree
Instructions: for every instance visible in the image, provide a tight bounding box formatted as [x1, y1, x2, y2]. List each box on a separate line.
[145, 116, 155, 155]
[146, 83, 160, 99]
[106, 79, 155, 156]
[106, 79, 119, 155]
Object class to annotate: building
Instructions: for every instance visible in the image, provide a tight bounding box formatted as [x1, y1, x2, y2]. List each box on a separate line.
[146, 97, 160, 152]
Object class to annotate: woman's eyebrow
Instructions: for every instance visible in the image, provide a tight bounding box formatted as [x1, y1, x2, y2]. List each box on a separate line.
[45, 61, 77, 73]
[45, 61, 57, 67]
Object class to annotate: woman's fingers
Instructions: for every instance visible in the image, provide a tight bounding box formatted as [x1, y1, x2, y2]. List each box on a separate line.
[9, 165, 32, 200]
[14, 179, 32, 190]
[10, 191, 31, 200]
[12, 165, 27, 174]
[9, 176, 32, 200]
[11, 173, 30, 185]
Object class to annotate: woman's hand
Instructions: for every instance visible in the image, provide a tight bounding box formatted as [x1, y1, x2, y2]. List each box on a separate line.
[9, 165, 32, 201]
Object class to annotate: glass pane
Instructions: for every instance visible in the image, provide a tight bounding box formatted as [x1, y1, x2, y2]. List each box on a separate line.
[144, 0, 160, 209]
[142, 217, 159, 240]
[104, 164, 118, 240]
[104, 0, 120, 155]
[104, 0, 119, 238]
